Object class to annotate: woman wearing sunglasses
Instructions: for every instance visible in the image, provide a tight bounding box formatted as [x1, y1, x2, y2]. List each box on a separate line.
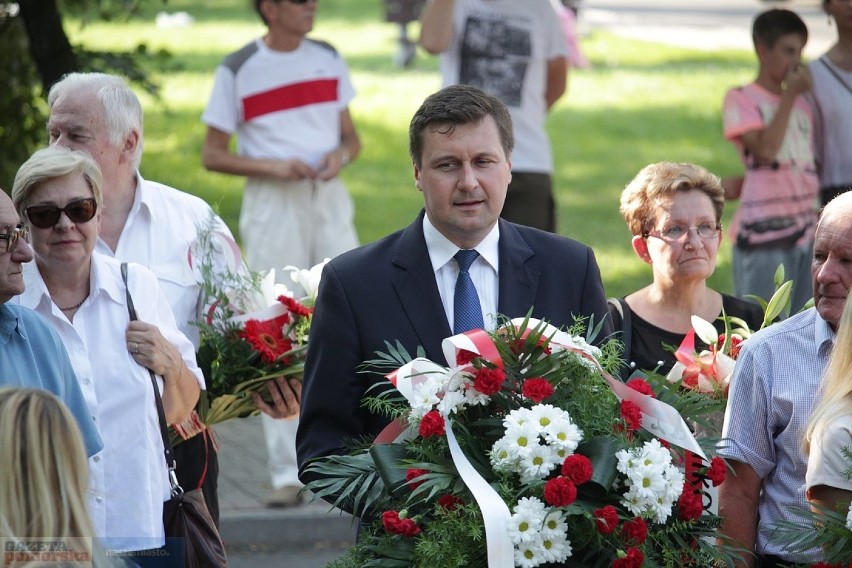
[9, 146, 203, 557]
[608, 161, 764, 381]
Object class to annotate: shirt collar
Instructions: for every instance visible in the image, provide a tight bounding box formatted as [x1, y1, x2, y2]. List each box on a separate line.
[0, 303, 18, 345]
[422, 215, 500, 273]
[815, 310, 837, 358]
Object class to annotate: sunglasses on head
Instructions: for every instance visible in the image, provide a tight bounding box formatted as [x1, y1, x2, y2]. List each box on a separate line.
[25, 198, 98, 229]
[285, 0, 315, 4]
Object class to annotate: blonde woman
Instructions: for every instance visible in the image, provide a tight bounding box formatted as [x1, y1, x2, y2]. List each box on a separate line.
[11, 146, 203, 556]
[0, 387, 121, 566]
[804, 288, 852, 513]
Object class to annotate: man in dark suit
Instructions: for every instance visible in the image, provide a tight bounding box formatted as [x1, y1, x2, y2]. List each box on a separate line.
[296, 84, 609, 484]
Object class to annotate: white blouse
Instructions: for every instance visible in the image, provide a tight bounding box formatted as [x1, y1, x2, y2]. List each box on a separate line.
[18, 253, 204, 552]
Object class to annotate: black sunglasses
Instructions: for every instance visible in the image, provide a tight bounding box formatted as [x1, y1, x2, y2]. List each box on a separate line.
[25, 198, 98, 229]
[285, 0, 315, 4]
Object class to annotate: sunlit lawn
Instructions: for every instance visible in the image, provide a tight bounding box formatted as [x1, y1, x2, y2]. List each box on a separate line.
[65, 0, 755, 298]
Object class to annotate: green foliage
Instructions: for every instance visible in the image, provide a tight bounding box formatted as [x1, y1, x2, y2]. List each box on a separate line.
[0, 17, 45, 191]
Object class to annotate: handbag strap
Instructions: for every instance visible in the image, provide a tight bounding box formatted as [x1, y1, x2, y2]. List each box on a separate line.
[819, 56, 852, 98]
[606, 297, 633, 381]
[120, 262, 183, 496]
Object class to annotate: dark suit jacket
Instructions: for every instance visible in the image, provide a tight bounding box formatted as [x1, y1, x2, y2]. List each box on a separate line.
[296, 212, 610, 482]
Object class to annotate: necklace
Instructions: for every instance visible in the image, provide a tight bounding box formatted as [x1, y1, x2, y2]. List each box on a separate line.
[58, 297, 87, 312]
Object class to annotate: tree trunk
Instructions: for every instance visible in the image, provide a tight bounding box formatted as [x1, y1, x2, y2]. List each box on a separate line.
[17, 0, 78, 92]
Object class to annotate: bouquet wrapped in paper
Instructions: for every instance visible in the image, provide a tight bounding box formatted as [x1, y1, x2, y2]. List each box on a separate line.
[305, 316, 742, 567]
[186, 222, 325, 431]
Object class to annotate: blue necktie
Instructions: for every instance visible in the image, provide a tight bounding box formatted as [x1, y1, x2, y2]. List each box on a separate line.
[453, 249, 484, 334]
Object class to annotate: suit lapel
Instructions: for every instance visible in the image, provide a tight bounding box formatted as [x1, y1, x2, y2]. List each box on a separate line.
[497, 220, 540, 318]
[391, 213, 452, 364]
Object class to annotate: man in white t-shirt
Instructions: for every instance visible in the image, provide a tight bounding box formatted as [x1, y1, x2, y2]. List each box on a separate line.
[202, 0, 362, 508]
[419, 0, 569, 232]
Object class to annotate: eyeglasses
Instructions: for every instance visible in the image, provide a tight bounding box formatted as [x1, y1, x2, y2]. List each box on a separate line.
[283, 0, 315, 4]
[643, 222, 721, 242]
[25, 198, 98, 229]
[0, 224, 30, 253]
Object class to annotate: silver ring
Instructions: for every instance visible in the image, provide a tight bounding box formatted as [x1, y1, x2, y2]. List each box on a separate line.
[131, 341, 138, 354]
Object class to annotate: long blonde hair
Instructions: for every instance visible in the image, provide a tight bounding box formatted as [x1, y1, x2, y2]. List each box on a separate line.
[0, 387, 94, 540]
[804, 288, 852, 455]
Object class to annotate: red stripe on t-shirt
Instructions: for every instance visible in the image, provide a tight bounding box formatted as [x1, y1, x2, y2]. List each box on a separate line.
[242, 78, 339, 121]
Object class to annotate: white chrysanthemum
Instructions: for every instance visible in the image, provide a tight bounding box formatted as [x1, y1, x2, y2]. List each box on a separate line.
[528, 404, 562, 429]
[408, 379, 443, 419]
[503, 422, 541, 458]
[541, 509, 568, 539]
[507, 497, 546, 544]
[514, 536, 546, 568]
[617, 439, 683, 522]
[503, 406, 533, 429]
[490, 437, 515, 472]
[436, 389, 465, 416]
[542, 415, 583, 453]
[539, 531, 572, 564]
[846, 503, 852, 531]
[518, 443, 559, 482]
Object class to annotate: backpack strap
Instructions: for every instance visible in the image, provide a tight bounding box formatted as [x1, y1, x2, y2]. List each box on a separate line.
[607, 297, 633, 382]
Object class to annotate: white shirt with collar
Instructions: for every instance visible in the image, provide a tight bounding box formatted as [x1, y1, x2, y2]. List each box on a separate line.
[17, 253, 204, 552]
[95, 173, 236, 349]
[423, 214, 500, 332]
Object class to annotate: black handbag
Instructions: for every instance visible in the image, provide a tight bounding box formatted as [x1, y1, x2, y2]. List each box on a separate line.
[122, 262, 227, 567]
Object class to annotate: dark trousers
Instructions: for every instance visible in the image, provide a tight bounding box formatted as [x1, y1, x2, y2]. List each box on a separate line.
[173, 429, 219, 526]
[756, 554, 795, 567]
[501, 171, 556, 233]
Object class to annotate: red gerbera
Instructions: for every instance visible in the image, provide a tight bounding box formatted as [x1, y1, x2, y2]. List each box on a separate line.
[239, 314, 292, 364]
[522, 377, 555, 403]
[593, 505, 619, 534]
[561, 454, 593, 485]
[543, 476, 577, 507]
[277, 294, 313, 318]
[419, 410, 445, 438]
[473, 366, 505, 396]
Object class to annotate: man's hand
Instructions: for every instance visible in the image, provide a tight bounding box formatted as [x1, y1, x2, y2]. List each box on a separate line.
[253, 376, 301, 419]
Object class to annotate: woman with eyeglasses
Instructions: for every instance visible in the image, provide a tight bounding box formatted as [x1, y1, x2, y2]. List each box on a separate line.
[608, 161, 764, 380]
[9, 146, 203, 558]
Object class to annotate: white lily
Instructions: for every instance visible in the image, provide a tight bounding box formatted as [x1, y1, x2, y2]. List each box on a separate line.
[229, 268, 295, 325]
[285, 258, 330, 304]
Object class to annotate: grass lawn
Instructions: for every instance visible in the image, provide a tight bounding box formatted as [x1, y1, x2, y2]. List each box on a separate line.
[64, 0, 756, 299]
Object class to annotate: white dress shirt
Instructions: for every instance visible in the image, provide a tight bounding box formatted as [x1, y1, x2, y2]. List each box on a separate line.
[423, 215, 500, 331]
[95, 173, 236, 349]
[17, 253, 204, 552]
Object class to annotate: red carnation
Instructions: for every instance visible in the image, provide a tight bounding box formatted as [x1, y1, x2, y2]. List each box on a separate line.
[593, 505, 619, 534]
[277, 294, 313, 318]
[418, 410, 445, 438]
[239, 314, 293, 364]
[678, 485, 705, 521]
[626, 377, 654, 397]
[619, 400, 643, 432]
[706, 457, 727, 487]
[522, 377, 555, 403]
[406, 468, 429, 490]
[561, 454, 593, 485]
[382, 510, 421, 537]
[473, 366, 505, 396]
[437, 494, 464, 511]
[543, 476, 577, 507]
[456, 349, 478, 366]
[621, 517, 648, 545]
[613, 547, 644, 568]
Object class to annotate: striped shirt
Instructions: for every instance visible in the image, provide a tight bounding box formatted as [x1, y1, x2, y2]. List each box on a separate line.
[720, 308, 834, 562]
